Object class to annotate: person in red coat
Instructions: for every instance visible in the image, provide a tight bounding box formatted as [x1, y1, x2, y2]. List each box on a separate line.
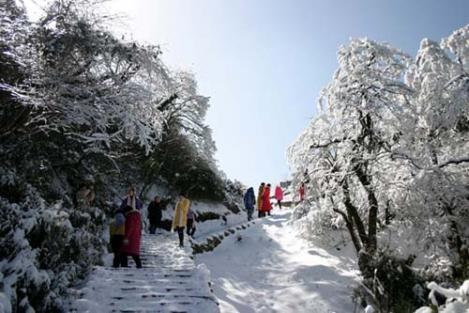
[120, 205, 142, 268]
[299, 183, 305, 202]
[261, 184, 273, 217]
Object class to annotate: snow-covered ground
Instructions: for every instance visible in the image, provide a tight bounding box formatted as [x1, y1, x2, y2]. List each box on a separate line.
[195, 209, 359, 313]
[191, 201, 248, 241]
[70, 205, 360, 313]
[69, 233, 219, 313]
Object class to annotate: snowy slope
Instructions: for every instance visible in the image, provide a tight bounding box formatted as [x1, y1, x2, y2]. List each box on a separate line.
[195, 209, 359, 313]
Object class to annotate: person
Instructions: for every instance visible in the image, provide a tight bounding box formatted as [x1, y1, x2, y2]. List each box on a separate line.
[120, 186, 143, 211]
[172, 193, 191, 247]
[76, 183, 95, 210]
[120, 205, 142, 268]
[147, 196, 165, 234]
[274, 185, 284, 209]
[299, 182, 305, 202]
[109, 209, 125, 268]
[262, 183, 273, 216]
[257, 182, 265, 218]
[186, 207, 196, 238]
[243, 187, 256, 221]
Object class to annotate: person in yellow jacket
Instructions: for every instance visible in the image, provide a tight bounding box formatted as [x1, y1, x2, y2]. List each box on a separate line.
[172, 193, 191, 247]
[257, 182, 265, 218]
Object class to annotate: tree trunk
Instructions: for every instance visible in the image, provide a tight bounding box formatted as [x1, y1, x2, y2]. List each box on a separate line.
[352, 162, 379, 254]
[342, 179, 369, 248]
[331, 199, 362, 253]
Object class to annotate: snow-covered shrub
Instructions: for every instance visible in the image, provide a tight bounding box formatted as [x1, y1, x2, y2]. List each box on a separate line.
[222, 179, 244, 213]
[414, 280, 469, 313]
[292, 199, 342, 242]
[0, 180, 107, 312]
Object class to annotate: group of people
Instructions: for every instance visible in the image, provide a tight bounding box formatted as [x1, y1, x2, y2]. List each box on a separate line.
[109, 187, 197, 269]
[109, 187, 143, 268]
[108, 181, 307, 268]
[243, 182, 306, 220]
[243, 183, 285, 220]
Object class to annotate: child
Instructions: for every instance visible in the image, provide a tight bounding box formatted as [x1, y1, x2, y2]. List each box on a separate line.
[186, 207, 196, 238]
[109, 209, 125, 268]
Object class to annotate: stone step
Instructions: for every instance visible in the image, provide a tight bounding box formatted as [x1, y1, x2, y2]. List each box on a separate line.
[70, 234, 219, 312]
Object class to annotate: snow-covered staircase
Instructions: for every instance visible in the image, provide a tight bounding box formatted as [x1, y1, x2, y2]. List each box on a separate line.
[70, 233, 220, 313]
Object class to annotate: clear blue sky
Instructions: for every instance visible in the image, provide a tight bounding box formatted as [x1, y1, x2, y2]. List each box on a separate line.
[26, 0, 469, 188]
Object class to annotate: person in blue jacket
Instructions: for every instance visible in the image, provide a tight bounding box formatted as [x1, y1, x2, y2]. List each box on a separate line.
[243, 187, 256, 221]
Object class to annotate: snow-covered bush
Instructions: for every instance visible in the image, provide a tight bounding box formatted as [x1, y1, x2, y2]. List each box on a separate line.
[0, 183, 107, 312]
[414, 280, 469, 313]
[222, 179, 244, 214]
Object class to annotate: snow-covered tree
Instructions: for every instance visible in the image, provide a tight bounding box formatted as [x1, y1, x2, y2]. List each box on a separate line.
[290, 37, 412, 259]
[288, 26, 469, 311]
[141, 70, 222, 200]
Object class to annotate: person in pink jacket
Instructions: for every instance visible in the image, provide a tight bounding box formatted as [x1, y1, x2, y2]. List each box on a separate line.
[274, 185, 284, 209]
[120, 205, 142, 268]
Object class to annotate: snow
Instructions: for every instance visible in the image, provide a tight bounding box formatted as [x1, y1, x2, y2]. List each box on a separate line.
[439, 302, 468, 313]
[0, 291, 12, 313]
[191, 201, 233, 214]
[68, 233, 219, 313]
[460, 280, 469, 301]
[191, 201, 247, 240]
[195, 209, 359, 313]
[69, 206, 360, 313]
[418, 280, 469, 313]
[364, 305, 376, 313]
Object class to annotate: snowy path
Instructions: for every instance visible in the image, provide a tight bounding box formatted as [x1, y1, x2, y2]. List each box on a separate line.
[196, 210, 359, 313]
[70, 233, 219, 313]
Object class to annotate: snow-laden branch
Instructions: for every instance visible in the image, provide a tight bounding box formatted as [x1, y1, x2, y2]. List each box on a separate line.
[438, 157, 469, 168]
[309, 137, 346, 149]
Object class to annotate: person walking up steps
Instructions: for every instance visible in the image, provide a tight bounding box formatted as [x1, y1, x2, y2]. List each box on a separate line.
[257, 182, 265, 218]
[109, 208, 125, 268]
[121, 205, 142, 268]
[172, 193, 191, 247]
[274, 185, 284, 209]
[120, 186, 143, 211]
[244, 187, 256, 221]
[147, 196, 165, 234]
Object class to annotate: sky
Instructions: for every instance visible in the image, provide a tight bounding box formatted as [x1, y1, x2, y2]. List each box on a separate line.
[25, 0, 469, 189]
